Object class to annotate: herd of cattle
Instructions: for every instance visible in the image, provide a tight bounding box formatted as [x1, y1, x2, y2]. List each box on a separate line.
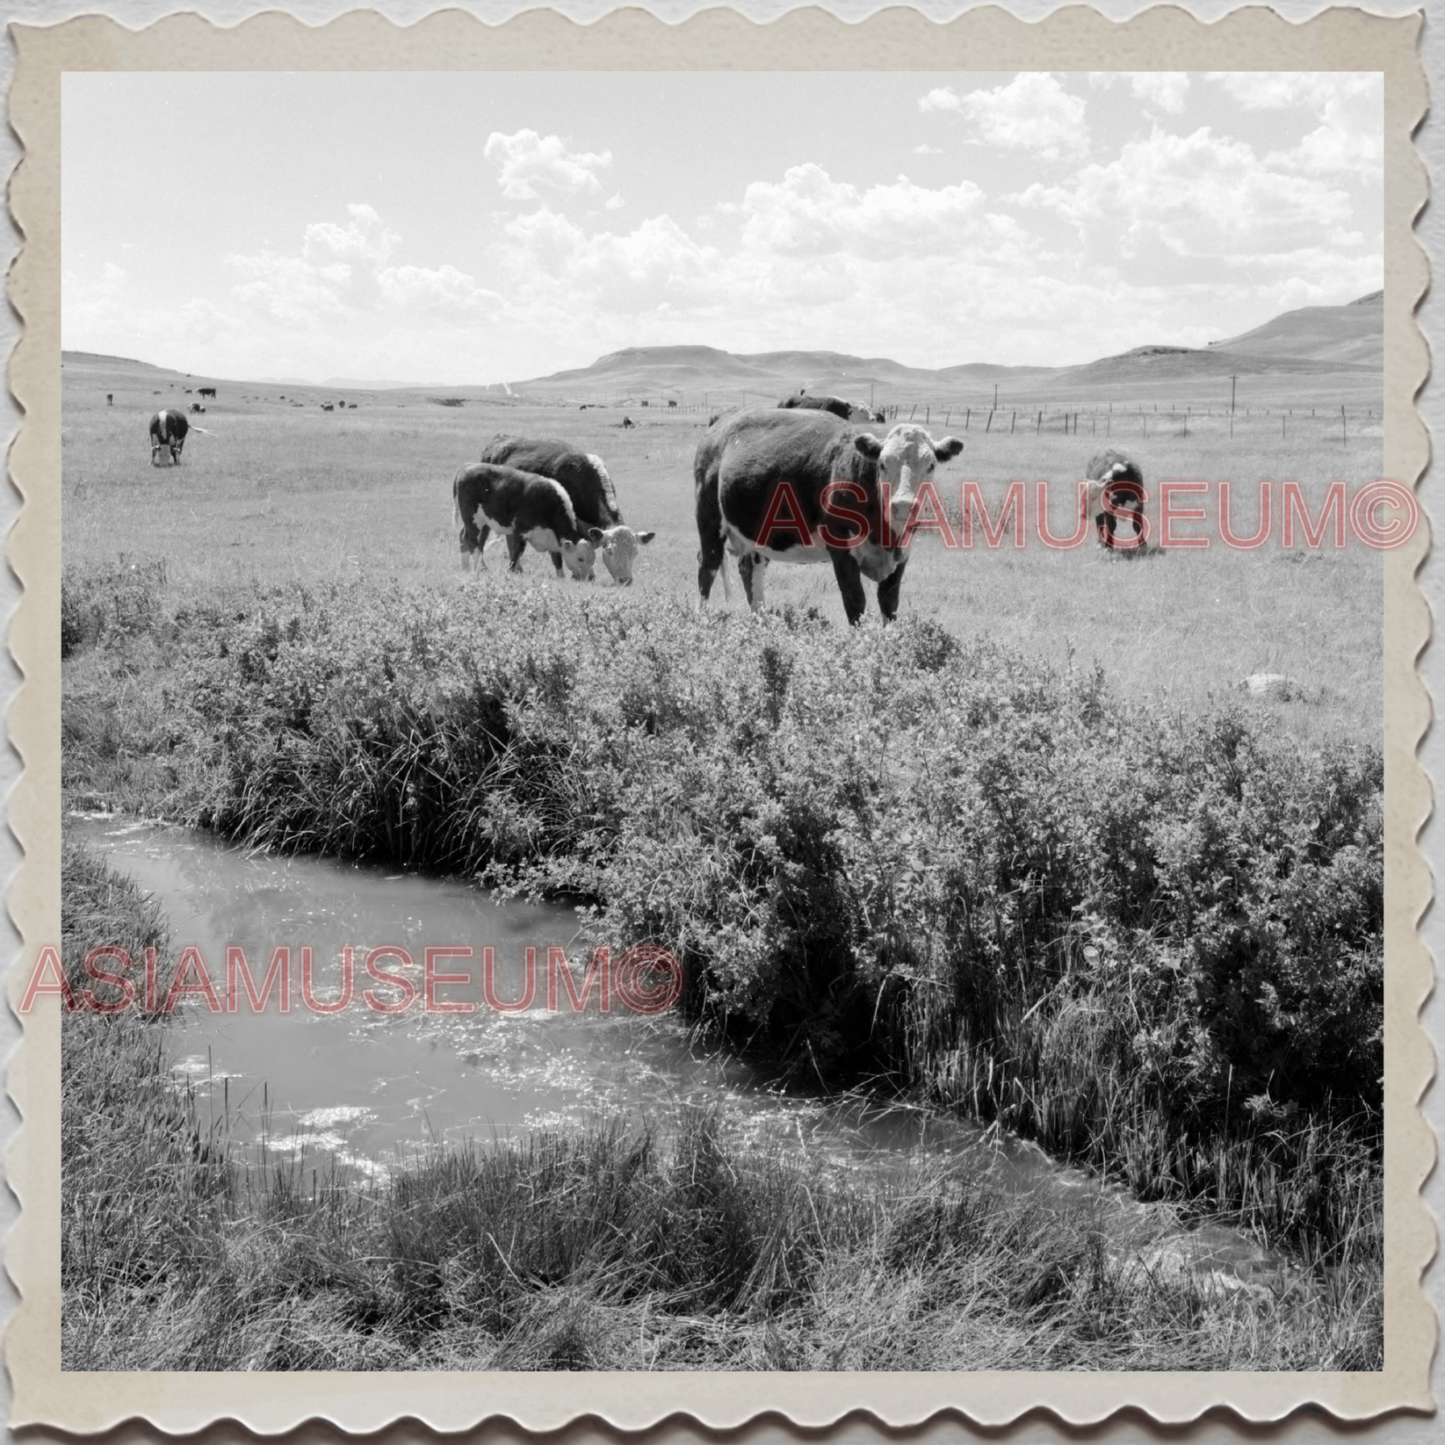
[144, 387, 1146, 624]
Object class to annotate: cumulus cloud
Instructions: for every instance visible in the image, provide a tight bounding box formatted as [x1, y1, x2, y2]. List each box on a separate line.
[919, 73, 1088, 160]
[1130, 73, 1189, 114]
[1018, 125, 1357, 265]
[914, 142, 943, 155]
[484, 129, 612, 201]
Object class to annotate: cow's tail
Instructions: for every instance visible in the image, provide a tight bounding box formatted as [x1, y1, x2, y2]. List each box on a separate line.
[188, 425, 213, 435]
[718, 542, 734, 602]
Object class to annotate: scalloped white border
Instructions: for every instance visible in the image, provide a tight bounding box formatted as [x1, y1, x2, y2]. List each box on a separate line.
[4, 5, 1433, 1433]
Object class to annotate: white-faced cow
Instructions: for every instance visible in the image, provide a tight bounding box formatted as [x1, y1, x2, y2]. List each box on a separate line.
[1083, 450, 1146, 551]
[696, 408, 963, 625]
[778, 392, 876, 424]
[453, 463, 601, 579]
[189, 403, 205, 415]
[478, 435, 656, 584]
[149, 409, 189, 466]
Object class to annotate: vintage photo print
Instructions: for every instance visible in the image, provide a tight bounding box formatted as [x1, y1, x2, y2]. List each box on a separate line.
[6, 3, 1431, 1433]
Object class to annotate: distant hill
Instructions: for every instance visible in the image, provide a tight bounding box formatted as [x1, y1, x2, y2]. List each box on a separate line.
[62, 291, 1382, 410]
[509, 293, 1382, 403]
[1205, 291, 1383, 367]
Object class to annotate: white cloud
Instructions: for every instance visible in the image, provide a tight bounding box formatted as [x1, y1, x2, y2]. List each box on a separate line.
[484, 129, 612, 201]
[737, 163, 990, 260]
[920, 73, 1089, 161]
[604, 193, 624, 210]
[1205, 72, 1378, 112]
[1130, 73, 1189, 114]
[1018, 126, 1357, 263]
[918, 87, 961, 114]
[914, 143, 943, 155]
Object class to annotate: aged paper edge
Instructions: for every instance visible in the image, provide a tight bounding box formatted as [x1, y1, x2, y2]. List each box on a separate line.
[4, 3, 1433, 1433]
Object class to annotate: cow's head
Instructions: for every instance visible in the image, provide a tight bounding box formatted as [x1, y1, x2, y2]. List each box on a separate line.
[592, 525, 656, 585]
[559, 535, 600, 581]
[855, 425, 965, 539]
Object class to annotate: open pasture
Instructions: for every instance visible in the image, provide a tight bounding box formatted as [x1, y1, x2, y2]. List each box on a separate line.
[62, 359, 1383, 747]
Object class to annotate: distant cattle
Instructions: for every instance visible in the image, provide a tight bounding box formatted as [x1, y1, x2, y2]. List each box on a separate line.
[149, 408, 189, 466]
[696, 409, 963, 624]
[189, 403, 205, 414]
[1083, 450, 1146, 551]
[198, 386, 216, 400]
[667, 399, 677, 409]
[106, 394, 112, 406]
[184, 388, 192, 394]
[479, 435, 655, 584]
[622, 416, 635, 429]
[321, 403, 334, 412]
[453, 463, 601, 579]
[778, 392, 876, 424]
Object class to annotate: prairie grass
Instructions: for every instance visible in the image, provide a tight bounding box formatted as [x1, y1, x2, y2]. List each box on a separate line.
[61, 845, 1379, 1371]
[60, 367, 1386, 1368]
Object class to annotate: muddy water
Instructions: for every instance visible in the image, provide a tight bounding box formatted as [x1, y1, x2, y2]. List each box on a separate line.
[71, 816, 1289, 1289]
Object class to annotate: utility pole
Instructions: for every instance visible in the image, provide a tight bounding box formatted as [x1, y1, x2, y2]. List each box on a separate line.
[993, 383, 999, 410]
[1230, 375, 1237, 415]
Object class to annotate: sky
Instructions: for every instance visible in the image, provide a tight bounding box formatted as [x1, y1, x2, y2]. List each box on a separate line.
[61, 70, 1383, 385]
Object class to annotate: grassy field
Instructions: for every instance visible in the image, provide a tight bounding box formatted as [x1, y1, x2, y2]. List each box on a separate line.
[59, 355, 1386, 1370]
[62, 843, 1379, 1372]
[62, 354, 1382, 746]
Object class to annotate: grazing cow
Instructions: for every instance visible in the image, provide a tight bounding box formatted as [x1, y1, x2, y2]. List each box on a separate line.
[622, 416, 635, 429]
[189, 403, 205, 414]
[696, 408, 963, 624]
[479, 435, 656, 584]
[198, 386, 216, 400]
[453, 463, 601, 578]
[149, 408, 189, 466]
[778, 392, 876, 424]
[321, 403, 334, 412]
[1083, 450, 1146, 551]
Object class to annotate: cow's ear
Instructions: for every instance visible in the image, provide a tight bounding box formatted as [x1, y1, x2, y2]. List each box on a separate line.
[935, 436, 965, 461]
[638, 531, 657, 545]
[854, 434, 883, 460]
[587, 527, 605, 545]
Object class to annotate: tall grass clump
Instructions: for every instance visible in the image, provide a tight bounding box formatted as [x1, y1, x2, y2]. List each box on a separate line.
[59, 573, 1383, 1273]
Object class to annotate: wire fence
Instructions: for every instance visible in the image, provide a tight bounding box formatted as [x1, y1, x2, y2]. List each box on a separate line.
[560, 391, 1382, 445]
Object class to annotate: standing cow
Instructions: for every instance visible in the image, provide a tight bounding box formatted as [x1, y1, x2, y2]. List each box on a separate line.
[696, 408, 963, 624]
[479, 435, 655, 584]
[149, 408, 189, 466]
[453, 463, 601, 578]
[197, 386, 216, 401]
[1083, 450, 1146, 551]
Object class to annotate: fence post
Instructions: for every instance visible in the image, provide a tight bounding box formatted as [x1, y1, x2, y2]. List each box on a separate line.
[1341, 404, 1347, 445]
[909, 403, 917, 421]
[1037, 411, 1042, 434]
[985, 410, 994, 433]
[1011, 411, 1016, 433]
[965, 408, 970, 430]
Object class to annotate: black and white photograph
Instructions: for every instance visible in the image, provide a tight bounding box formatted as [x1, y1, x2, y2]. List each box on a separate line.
[8, 3, 1432, 1432]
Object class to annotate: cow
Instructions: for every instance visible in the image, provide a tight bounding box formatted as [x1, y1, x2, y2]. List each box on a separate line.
[479, 435, 656, 584]
[198, 386, 216, 400]
[321, 403, 334, 412]
[696, 408, 963, 625]
[149, 409, 189, 466]
[622, 416, 635, 429]
[189, 403, 205, 415]
[1083, 450, 1146, 551]
[778, 392, 876, 424]
[106, 394, 112, 406]
[453, 463, 601, 579]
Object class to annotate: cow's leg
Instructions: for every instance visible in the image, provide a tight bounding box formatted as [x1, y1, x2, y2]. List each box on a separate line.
[696, 484, 726, 602]
[828, 550, 868, 625]
[875, 559, 908, 623]
[737, 552, 768, 611]
[549, 550, 565, 577]
[1099, 512, 1116, 550]
[505, 534, 527, 573]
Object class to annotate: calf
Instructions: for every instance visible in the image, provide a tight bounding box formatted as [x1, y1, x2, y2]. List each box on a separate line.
[453, 463, 601, 579]
[189, 403, 205, 414]
[1083, 450, 1146, 551]
[149, 408, 189, 466]
[479, 435, 655, 584]
[696, 408, 963, 624]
